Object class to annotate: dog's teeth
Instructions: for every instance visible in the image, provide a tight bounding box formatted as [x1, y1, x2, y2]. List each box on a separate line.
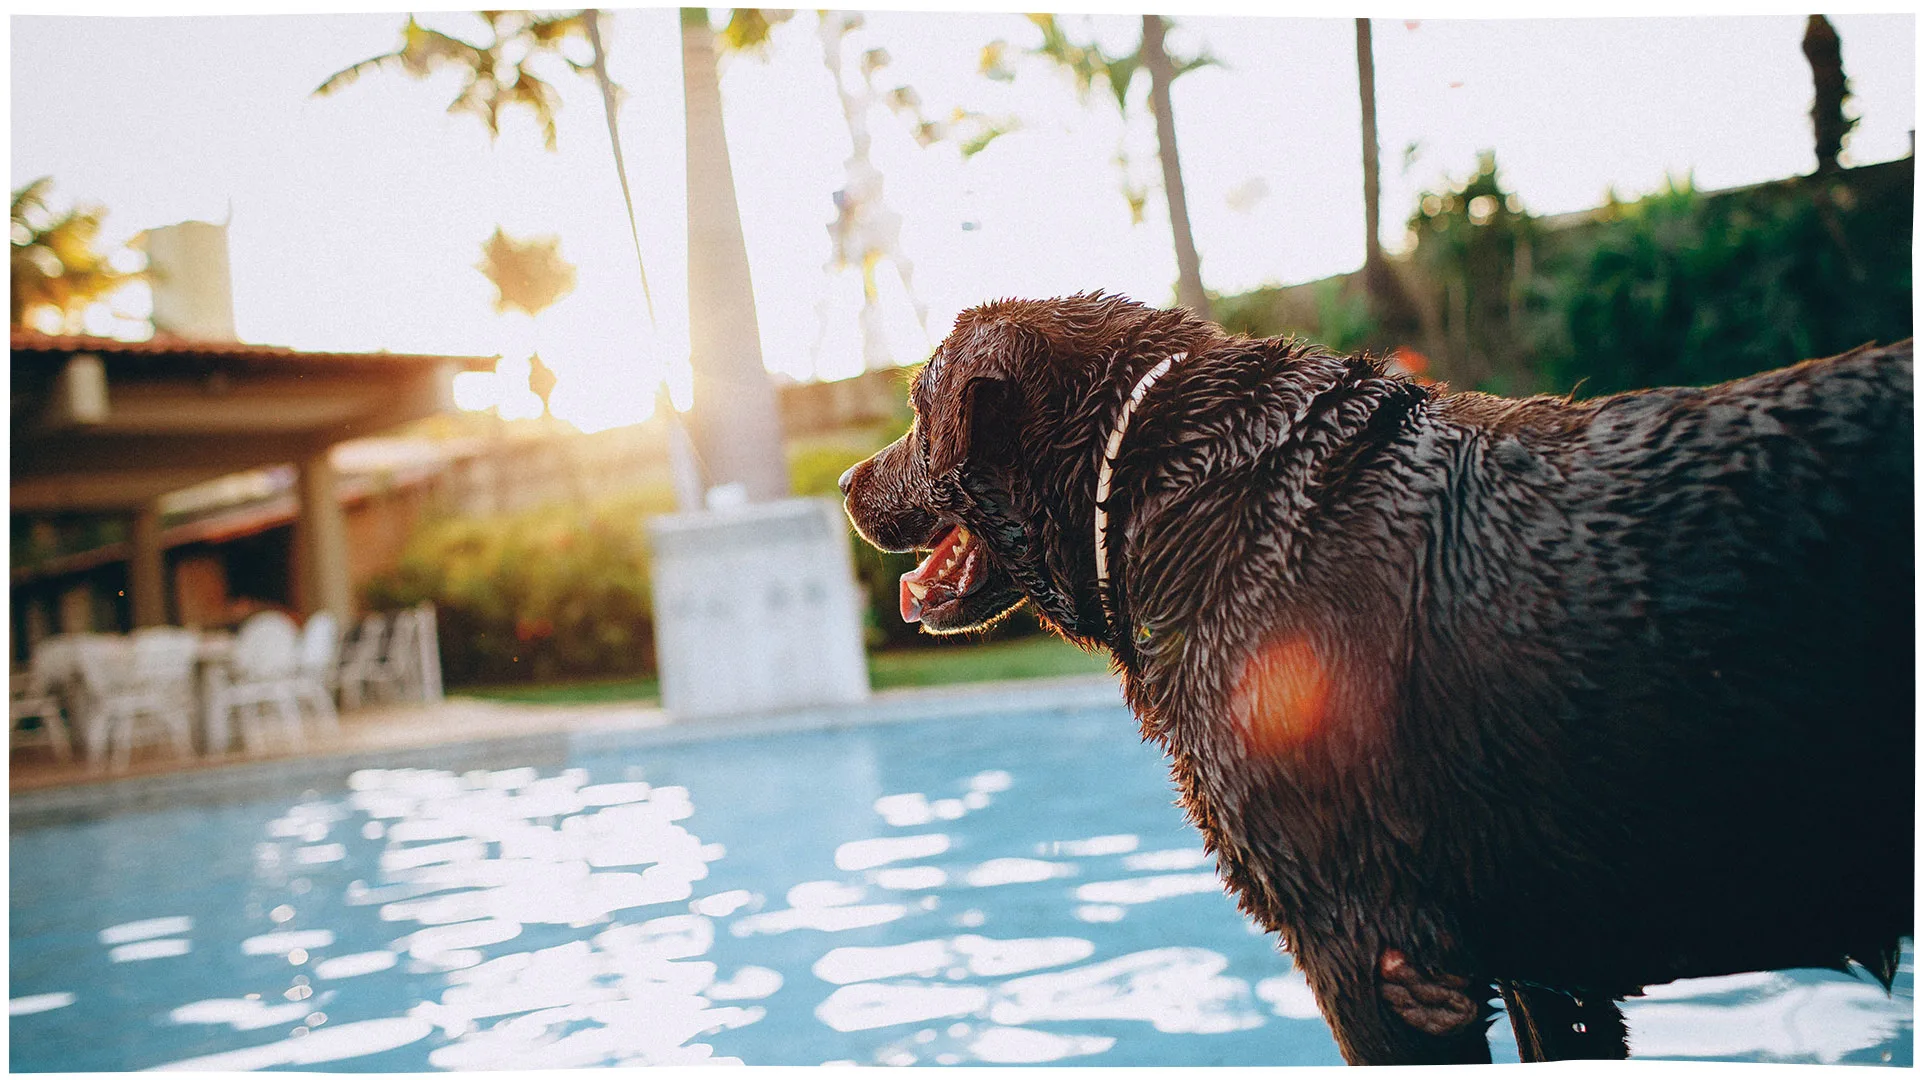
[906, 581, 929, 600]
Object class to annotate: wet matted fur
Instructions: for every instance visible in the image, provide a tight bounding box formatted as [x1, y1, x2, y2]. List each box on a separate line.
[840, 293, 1915, 1065]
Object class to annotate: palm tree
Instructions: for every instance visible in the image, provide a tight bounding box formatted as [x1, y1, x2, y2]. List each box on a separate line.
[679, 6, 788, 501]
[10, 177, 139, 333]
[1355, 19, 1384, 297]
[1801, 15, 1854, 175]
[314, 12, 583, 150]
[1139, 15, 1207, 319]
[1014, 14, 1215, 318]
[1351, 19, 1420, 350]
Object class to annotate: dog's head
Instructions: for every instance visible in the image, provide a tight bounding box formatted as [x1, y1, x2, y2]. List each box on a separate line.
[841, 292, 1216, 641]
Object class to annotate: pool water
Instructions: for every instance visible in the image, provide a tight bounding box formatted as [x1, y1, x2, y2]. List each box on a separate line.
[10, 703, 1913, 1069]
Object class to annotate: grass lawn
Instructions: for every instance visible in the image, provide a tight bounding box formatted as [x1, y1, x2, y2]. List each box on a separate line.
[866, 633, 1110, 688]
[457, 633, 1109, 706]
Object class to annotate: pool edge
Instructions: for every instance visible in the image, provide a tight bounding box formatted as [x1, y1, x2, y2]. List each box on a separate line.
[10, 674, 1127, 827]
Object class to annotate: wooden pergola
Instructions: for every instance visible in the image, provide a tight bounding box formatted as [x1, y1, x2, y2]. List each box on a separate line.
[10, 329, 495, 624]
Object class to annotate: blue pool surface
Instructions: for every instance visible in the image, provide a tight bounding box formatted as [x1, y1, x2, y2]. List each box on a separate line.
[10, 702, 1914, 1069]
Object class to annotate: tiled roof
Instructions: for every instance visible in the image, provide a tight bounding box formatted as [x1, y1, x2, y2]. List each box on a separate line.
[10, 328, 497, 371]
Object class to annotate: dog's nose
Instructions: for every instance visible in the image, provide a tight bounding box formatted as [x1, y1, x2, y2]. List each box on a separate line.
[838, 462, 860, 497]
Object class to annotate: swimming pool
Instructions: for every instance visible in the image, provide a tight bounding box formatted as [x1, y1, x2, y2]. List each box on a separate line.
[10, 698, 1913, 1069]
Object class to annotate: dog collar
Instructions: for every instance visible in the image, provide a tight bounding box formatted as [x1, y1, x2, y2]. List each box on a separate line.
[1094, 351, 1185, 635]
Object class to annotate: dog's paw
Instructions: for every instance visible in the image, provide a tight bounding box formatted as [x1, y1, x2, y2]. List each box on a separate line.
[1378, 948, 1480, 1035]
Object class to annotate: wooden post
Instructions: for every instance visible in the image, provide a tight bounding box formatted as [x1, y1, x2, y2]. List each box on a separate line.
[295, 448, 352, 619]
[129, 500, 168, 627]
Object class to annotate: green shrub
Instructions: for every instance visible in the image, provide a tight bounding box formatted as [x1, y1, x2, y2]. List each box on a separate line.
[1406, 150, 1540, 394]
[1531, 164, 1913, 396]
[365, 485, 672, 686]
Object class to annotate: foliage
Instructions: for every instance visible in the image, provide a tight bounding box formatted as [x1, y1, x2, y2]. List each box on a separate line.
[1210, 276, 1378, 357]
[10, 177, 139, 332]
[476, 226, 576, 317]
[313, 12, 590, 150]
[1214, 156, 1912, 401]
[365, 486, 670, 686]
[1018, 14, 1215, 116]
[1530, 162, 1913, 396]
[718, 8, 793, 55]
[979, 14, 1215, 225]
[1405, 150, 1538, 393]
[1308, 278, 1381, 356]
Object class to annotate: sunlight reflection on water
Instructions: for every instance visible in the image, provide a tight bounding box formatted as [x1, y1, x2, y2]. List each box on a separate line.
[126, 754, 1277, 1067]
[9, 707, 1913, 1069]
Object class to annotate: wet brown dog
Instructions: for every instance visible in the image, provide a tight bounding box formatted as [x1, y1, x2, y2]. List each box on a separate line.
[839, 293, 1914, 1064]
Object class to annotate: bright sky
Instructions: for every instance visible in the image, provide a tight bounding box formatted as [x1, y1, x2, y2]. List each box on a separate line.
[11, 6, 1915, 432]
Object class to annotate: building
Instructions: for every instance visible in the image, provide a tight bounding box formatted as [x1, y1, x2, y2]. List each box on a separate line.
[10, 328, 494, 656]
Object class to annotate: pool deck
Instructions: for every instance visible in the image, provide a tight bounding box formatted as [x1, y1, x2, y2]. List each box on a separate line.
[9, 674, 1127, 819]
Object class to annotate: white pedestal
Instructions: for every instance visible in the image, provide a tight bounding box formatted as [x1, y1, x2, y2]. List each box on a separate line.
[648, 497, 871, 719]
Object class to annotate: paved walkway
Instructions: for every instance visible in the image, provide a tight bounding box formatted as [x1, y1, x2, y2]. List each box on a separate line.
[8, 675, 1126, 799]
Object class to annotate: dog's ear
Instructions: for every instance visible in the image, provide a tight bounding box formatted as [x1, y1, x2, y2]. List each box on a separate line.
[929, 375, 1017, 477]
[928, 320, 1022, 477]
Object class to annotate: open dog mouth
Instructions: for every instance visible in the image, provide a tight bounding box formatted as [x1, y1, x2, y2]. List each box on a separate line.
[900, 524, 988, 624]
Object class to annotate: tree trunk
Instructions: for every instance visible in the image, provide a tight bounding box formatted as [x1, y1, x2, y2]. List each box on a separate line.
[1802, 15, 1853, 175]
[1351, 17, 1421, 348]
[1140, 14, 1210, 320]
[681, 6, 789, 503]
[583, 9, 705, 512]
[1356, 18, 1383, 282]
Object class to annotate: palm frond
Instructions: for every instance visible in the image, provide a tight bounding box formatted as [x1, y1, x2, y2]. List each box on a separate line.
[313, 50, 408, 97]
[446, 75, 503, 137]
[721, 8, 794, 56]
[1104, 51, 1139, 113]
[1174, 51, 1220, 79]
[979, 40, 1018, 82]
[314, 17, 487, 96]
[526, 12, 589, 45]
[11, 176, 54, 229]
[958, 116, 1019, 159]
[402, 22, 489, 74]
[504, 70, 564, 151]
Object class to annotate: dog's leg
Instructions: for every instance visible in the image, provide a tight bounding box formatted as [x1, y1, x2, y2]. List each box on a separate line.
[1499, 982, 1629, 1061]
[1378, 947, 1482, 1036]
[1295, 939, 1495, 1064]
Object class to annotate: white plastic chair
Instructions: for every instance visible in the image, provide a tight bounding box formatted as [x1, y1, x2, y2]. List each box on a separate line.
[10, 670, 72, 761]
[295, 612, 341, 735]
[74, 630, 199, 772]
[212, 612, 306, 754]
[28, 634, 93, 757]
[12, 636, 88, 761]
[337, 612, 398, 709]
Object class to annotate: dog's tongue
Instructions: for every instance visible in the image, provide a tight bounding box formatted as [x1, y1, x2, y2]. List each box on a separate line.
[900, 525, 966, 623]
